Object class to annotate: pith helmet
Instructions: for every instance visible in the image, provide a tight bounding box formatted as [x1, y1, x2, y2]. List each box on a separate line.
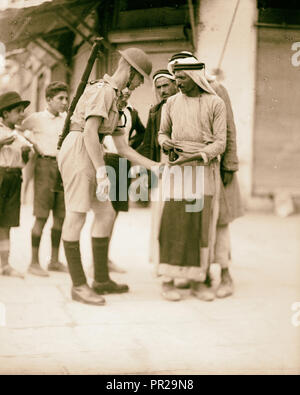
[118, 47, 152, 80]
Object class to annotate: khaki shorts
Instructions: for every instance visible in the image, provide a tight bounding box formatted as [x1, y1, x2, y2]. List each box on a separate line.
[0, 168, 22, 227]
[34, 156, 65, 218]
[58, 132, 113, 213]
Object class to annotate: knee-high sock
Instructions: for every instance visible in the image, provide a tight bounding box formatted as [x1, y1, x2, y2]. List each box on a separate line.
[63, 240, 86, 287]
[92, 237, 109, 283]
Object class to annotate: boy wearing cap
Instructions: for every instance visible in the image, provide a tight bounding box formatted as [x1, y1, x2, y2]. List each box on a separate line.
[22, 82, 68, 277]
[58, 47, 158, 306]
[0, 91, 33, 278]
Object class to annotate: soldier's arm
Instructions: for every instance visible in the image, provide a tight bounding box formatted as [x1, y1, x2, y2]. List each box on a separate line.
[83, 116, 106, 171]
[113, 133, 157, 170]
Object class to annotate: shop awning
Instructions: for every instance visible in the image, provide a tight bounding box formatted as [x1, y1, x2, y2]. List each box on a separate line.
[0, 0, 104, 52]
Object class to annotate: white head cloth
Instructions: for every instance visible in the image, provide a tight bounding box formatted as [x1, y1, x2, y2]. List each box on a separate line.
[172, 62, 217, 95]
[168, 52, 216, 83]
[152, 69, 176, 105]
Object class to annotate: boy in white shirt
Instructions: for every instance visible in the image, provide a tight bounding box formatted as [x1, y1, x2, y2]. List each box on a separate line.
[22, 82, 68, 277]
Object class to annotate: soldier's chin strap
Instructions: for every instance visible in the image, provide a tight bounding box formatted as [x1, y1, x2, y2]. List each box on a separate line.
[98, 134, 105, 144]
[126, 67, 136, 89]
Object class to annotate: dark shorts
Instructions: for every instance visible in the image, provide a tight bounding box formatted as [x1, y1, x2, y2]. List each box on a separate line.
[34, 156, 65, 219]
[104, 153, 131, 212]
[0, 168, 22, 227]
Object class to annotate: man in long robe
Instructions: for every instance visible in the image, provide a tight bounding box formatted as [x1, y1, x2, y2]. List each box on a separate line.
[157, 62, 227, 301]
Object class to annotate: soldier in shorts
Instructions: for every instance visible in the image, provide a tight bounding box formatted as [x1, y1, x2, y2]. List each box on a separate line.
[22, 82, 68, 277]
[58, 48, 158, 306]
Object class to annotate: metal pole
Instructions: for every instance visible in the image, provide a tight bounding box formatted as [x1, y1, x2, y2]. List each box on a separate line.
[187, 0, 197, 50]
[216, 0, 241, 71]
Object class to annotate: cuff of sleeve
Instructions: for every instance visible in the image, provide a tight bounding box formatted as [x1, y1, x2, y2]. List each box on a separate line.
[221, 162, 239, 172]
[113, 127, 125, 136]
[96, 166, 108, 180]
[158, 134, 168, 147]
[200, 152, 208, 164]
[24, 130, 32, 139]
[85, 112, 107, 122]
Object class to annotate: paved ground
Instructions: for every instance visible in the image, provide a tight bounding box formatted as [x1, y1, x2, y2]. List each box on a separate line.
[0, 204, 299, 375]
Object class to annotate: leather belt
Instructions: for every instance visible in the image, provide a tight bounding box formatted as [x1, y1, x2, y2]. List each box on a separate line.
[37, 154, 56, 160]
[0, 167, 22, 173]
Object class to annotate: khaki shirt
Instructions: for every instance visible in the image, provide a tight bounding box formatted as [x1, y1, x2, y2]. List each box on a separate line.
[22, 110, 66, 157]
[71, 74, 124, 137]
[0, 121, 32, 168]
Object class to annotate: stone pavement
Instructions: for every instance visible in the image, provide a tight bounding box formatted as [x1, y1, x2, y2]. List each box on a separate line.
[0, 205, 299, 375]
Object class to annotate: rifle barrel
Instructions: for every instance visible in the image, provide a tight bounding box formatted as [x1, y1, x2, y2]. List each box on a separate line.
[57, 37, 104, 150]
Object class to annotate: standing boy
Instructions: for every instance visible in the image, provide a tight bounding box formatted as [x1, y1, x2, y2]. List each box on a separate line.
[0, 91, 32, 278]
[22, 82, 68, 277]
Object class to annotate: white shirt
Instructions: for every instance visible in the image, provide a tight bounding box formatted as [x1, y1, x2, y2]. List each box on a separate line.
[0, 121, 32, 168]
[22, 109, 66, 156]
